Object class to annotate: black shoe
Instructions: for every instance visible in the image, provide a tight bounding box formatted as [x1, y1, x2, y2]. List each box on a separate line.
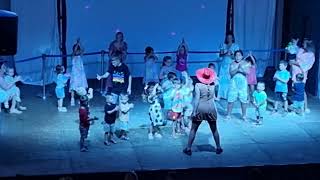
[216, 148, 223, 154]
[183, 148, 192, 156]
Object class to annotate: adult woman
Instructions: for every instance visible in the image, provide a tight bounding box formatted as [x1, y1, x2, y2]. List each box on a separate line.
[106, 32, 128, 93]
[291, 38, 315, 112]
[69, 38, 88, 106]
[218, 32, 240, 100]
[226, 50, 251, 120]
[0, 62, 22, 114]
[108, 32, 128, 62]
[183, 68, 223, 156]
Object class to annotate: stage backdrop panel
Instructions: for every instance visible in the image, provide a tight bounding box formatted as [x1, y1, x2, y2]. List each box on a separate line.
[66, 0, 227, 78]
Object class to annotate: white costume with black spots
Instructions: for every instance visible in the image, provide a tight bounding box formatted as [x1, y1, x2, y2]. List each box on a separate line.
[148, 97, 164, 126]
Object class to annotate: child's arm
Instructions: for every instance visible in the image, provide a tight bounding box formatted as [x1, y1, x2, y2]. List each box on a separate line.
[97, 72, 110, 80]
[107, 106, 119, 114]
[127, 75, 132, 95]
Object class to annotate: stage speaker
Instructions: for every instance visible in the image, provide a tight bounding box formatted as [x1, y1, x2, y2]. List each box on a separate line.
[0, 10, 18, 55]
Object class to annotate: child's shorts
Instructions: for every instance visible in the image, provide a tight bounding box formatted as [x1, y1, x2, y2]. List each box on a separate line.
[79, 125, 89, 139]
[55, 87, 65, 99]
[227, 74, 248, 103]
[104, 123, 115, 133]
[292, 101, 304, 109]
[275, 92, 287, 101]
[118, 120, 129, 131]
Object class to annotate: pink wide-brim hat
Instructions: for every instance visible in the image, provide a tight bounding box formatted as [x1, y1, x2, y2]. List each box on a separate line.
[196, 68, 216, 85]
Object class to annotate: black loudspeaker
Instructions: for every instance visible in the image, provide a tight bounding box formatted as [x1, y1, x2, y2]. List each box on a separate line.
[0, 10, 18, 55]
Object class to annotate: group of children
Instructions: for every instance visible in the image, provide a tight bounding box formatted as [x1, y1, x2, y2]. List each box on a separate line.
[49, 37, 311, 152]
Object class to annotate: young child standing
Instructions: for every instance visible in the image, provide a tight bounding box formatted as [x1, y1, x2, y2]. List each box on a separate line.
[246, 53, 257, 102]
[159, 56, 175, 81]
[180, 71, 194, 133]
[4, 67, 27, 111]
[161, 72, 177, 116]
[252, 82, 267, 125]
[79, 93, 97, 152]
[103, 93, 119, 146]
[118, 93, 134, 140]
[272, 61, 291, 115]
[146, 82, 164, 140]
[144, 46, 159, 84]
[176, 38, 189, 73]
[55, 65, 70, 112]
[290, 73, 305, 115]
[286, 37, 299, 64]
[170, 78, 184, 138]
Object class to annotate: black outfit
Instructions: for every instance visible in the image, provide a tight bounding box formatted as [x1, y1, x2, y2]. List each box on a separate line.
[107, 63, 130, 95]
[104, 103, 117, 124]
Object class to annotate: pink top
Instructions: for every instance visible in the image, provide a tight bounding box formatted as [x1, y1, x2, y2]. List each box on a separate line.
[291, 48, 315, 82]
[247, 65, 257, 85]
[176, 53, 188, 72]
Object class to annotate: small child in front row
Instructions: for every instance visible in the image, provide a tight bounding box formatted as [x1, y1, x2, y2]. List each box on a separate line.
[4, 66, 27, 111]
[252, 82, 267, 125]
[79, 92, 98, 152]
[146, 82, 164, 140]
[103, 93, 119, 146]
[118, 93, 134, 140]
[289, 73, 305, 115]
[170, 78, 184, 138]
[55, 65, 70, 112]
[272, 61, 291, 115]
[208, 63, 219, 100]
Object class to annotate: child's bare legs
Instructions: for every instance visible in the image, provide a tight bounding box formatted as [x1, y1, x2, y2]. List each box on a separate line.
[284, 100, 288, 112]
[9, 96, 22, 114]
[4, 100, 9, 109]
[272, 101, 279, 113]
[249, 85, 255, 102]
[226, 102, 233, 118]
[172, 120, 178, 138]
[70, 90, 75, 106]
[240, 102, 247, 120]
[104, 132, 110, 145]
[148, 124, 154, 139]
[57, 98, 67, 112]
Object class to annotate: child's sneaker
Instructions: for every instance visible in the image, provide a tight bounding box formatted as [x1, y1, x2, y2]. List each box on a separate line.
[18, 106, 27, 111]
[104, 141, 111, 146]
[121, 135, 129, 140]
[148, 133, 154, 140]
[305, 108, 311, 114]
[154, 133, 162, 139]
[9, 108, 22, 114]
[80, 147, 88, 152]
[58, 107, 67, 112]
[109, 138, 117, 144]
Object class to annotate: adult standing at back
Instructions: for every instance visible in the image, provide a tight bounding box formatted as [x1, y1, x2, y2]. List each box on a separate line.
[291, 38, 315, 113]
[217, 32, 240, 100]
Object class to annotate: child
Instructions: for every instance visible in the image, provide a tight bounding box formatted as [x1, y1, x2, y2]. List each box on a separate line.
[286, 37, 299, 64]
[55, 65, 70, 112]
[70, 38, 88, 106]
[79, 93, 97, 152]
[180, 71, 194, 133]
[289, 73, 305, 115]
[97, 55, 132, 101]
[146, 82, 164, 140]
[118, 93, 134, 140]
[252, 82, 267, 125]
[246, 53, 257, 102]
[176, 38, 188, 72]
[104, 93, 119, 146]
[161, 72, 177, 120]
[4, 66, 27, 111]
[144, 46, 159, 84]
[272, 61, 291, 115]
[170, 78, 184, 138]
[208, 63, 219, 100]
[159, 56, 176, 81]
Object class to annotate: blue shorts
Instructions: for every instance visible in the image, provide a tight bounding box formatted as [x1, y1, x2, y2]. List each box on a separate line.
[55, 87, 65, 99]
[0, 89, 9, 103]
[104, 123, 115, 133]
[118, 121, 129, 131]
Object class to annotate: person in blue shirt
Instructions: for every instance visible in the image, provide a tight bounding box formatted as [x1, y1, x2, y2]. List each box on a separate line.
[272, 61, 291, 115]
[55, 65, 70, 112]
[289, 73, 305, 115]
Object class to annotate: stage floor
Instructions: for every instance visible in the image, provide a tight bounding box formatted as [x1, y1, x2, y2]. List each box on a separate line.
[1, 84, 320, 177]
